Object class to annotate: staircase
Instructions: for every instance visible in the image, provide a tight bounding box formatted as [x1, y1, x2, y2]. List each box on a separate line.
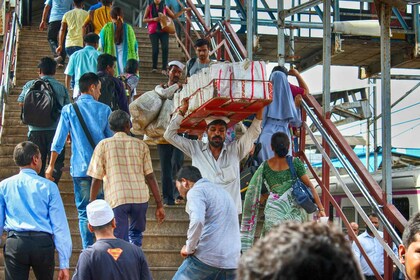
[0, 25, 189, 279]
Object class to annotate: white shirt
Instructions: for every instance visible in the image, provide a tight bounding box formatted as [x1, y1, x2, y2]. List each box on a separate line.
[164, 114, 262, 213]
[185, 178, 241, 269]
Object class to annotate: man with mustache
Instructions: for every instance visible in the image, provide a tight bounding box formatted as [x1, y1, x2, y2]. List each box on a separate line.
[352, 212, 398, 280]
[155, 61, 186, 206]
[164, 99, 263, 214]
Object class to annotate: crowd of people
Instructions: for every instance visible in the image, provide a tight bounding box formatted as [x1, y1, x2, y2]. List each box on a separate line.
[0, 1, 416, 279]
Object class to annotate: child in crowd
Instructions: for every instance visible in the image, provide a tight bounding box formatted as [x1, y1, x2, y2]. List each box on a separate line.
[120, 59, 140, 102]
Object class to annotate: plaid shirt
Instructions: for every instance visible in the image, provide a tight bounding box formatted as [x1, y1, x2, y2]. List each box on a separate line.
[87, 132, 153, 208]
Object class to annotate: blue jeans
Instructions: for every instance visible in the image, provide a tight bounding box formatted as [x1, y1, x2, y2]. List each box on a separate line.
[73, 177, 103, 249]
[113, 203, 148, 247]
[65, 46, 82, 57]
[173, 256, 236, 280]
[157, 144, 184, 205]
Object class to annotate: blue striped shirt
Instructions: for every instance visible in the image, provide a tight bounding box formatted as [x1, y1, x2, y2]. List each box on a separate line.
[0, 168, 72, 269]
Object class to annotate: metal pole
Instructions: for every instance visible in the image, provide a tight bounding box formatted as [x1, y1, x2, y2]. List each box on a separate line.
[322, 0, 331, 115]
[225, 0, 231, 21]
[278, 0, 285, 65]
[205, 0, 211, 27]
[413, 4, 419, 57]
[366, 116, 370, 171]
[380, 2, 393, 204]
[371, 78, 378, 172]
[253, 0, 258, 36]
[247, 0, 253, 59]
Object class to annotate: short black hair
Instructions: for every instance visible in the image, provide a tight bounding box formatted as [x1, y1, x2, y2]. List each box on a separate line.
[13, 141, 40, 167]
[176, 166, 202, 183]
[84, 32, 100, 45]
[109, 110, 130, 132]
[402, 212, 420, 248]
[97, 53, 116, 72]
[91, 220, 113, 231]
[369, 212, 378, 219]
[271, 132, 290, 158]
[124, 59, 139, 74]
[194, 38, 210, 48]
[206, 119, 228, 129]
[79, 72, 100, 93]
[271, 65, 288, 76]
[38, 57, 56, 75]
[74, 0, 84, 6]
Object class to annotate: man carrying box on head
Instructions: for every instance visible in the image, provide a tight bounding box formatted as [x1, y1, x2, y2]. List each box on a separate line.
[164, 99, 263, 214]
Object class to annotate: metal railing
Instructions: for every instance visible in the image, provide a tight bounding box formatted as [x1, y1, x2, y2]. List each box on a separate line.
[0, 5, 20, 141]
[177, 0, 247, 62]
[298, 94, 407, 280]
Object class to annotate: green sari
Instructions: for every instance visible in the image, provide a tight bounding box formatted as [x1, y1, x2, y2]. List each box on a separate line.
[240, 158, 308, 252]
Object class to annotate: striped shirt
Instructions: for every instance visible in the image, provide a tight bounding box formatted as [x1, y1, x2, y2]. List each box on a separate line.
[87, 132, 153, 208]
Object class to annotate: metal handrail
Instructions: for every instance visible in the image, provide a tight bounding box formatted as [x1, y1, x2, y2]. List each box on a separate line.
[301, 106, 403, 275]
[0, 8, 20, 140]
[299, 95, 407, 278]
[303, 94, 407, 232]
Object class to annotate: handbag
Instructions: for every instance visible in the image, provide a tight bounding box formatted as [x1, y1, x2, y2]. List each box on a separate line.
[160, 14, 176, 34]
[286, 156, 317, 213]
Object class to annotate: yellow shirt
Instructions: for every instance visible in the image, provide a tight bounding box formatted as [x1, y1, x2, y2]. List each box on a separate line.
[62, 8, 88, 48]
[84, 5, 112, 34]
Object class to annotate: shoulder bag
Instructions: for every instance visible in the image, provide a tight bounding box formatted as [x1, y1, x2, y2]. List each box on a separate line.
[73, 103, 96, 149]
[286, 156, 317, 213]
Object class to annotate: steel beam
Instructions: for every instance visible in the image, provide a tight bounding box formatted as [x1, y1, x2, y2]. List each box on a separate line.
[205, 0, 211, 27]
[414, 5, 419, 57]
[380, 3, 392, 210]
[278, 0, 285, 65]
[322, 0, 332, 115]
[282, 0, 323, 18]
[370, 74, 420, 80]
[247, 0, 253, 59]
[224, 0, 231, 21]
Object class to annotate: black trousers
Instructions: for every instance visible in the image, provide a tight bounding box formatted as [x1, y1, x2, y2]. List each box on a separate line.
[4, 232, 55, 280]
[364, 275, 384, 280]
[149, 32, 169, 70]
[47, 20, 66, 62]
[157, 144, 184, 205]
[28, 130, 65, 184]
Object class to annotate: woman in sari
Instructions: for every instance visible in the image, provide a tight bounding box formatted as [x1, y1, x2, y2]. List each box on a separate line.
[241, 132, 325, 252]
[99, 6, 139, 76]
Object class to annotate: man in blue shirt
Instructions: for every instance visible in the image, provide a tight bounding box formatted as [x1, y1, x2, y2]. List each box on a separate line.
[39, 0, 73, 66]
[46, 72, 113, 249]
[352, 212, 398, 280]
[65, 33, 101, 100]
[0, 141, 72, 280]
[18, 57, 70, 183]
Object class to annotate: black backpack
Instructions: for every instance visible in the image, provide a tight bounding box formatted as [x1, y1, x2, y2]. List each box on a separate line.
[97, 73, 119, 111]
[21, 79, 62, 127]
